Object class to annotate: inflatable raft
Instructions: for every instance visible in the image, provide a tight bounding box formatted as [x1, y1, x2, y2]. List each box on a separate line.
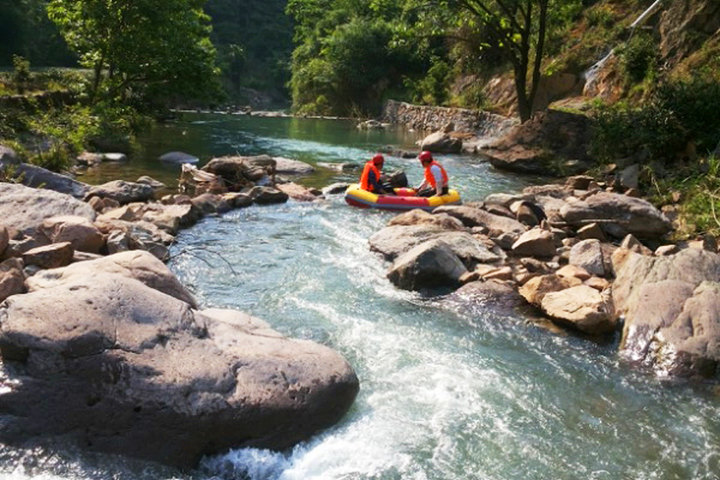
[344, 183, 461, 211]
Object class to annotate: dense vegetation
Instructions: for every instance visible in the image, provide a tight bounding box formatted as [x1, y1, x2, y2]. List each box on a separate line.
[1, 0, 719, 237]
[286, 0, 591, 119]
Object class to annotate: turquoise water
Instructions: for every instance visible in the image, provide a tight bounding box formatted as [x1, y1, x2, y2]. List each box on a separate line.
[2, 114, 719, 479]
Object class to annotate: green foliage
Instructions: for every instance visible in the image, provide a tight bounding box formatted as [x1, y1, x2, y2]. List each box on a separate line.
[678, 156, 720, 238]
[205, 0, 293, 103]
[0, 0, 76, 67]
[287, 0, 426, 116]
[47, 0, 221, 108]
[12, 55, 31, 94]
[619, 32, 657, 83]
[591, 78, 720, 165]
[585, 5, 614, 28]
[408, 59, 451, 105]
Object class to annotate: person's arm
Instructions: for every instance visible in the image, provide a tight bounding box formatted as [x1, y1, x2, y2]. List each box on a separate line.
[368, 169, 385, 193]
[416, 179, 428, 191]
[431, 165, 443, 196]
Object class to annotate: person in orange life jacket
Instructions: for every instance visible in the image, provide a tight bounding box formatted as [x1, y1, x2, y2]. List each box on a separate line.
[359, 153, 388, 193]
[415, 151, 449, 197]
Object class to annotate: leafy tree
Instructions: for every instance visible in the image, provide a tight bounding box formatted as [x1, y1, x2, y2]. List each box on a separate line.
[286, 0, 427, 115]
[407, 0, 582, 122]
[205, 0, 293, 102]
[0, 0, 75, 67]
[47, 0, 221, 107]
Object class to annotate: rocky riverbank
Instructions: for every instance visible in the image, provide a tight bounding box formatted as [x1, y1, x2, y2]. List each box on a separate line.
[0, 146, 357, 468]
[368, 174, 720, 381]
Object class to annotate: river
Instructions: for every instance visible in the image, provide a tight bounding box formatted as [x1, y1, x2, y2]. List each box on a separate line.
[1, 113, 719, 480]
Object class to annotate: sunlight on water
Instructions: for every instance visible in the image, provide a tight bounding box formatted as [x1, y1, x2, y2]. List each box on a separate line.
[3, 114, 719, 480]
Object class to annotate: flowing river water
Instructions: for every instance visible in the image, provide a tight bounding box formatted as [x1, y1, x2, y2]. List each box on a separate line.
[1, 113, 719, 480]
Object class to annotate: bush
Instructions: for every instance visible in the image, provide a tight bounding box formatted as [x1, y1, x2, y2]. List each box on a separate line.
[585, 6, 614, 28]
[591, 78, 720, 165]
[619, 33, 657, 83]
[12, 55, 31, 94]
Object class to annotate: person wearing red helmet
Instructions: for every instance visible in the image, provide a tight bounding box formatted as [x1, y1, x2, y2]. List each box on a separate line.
[415, 151, 449, 197]
[359, 153, 388, 193]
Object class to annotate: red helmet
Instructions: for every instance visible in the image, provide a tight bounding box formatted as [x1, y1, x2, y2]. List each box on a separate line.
[418, 151, 433, 163]
[372, 154, 384, 166]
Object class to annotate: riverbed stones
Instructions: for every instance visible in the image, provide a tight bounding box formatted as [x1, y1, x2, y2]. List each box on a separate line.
[26, 250, 197, 308]
[273, 156, 315, 175]
[159, 151, 199, 164]
[418, 131, 462, 153]
[388, 209, 465, 231]
[276, 182, 318, 201]
[0, 258, 25, 302]
[442, 280, 526, 317]
[569, 239, 606, 277]
[434, 205, 526, 236]
[540, 285, 616, 334]
[387, 239, 467, 290]
[6, 163, 91, 198]
[613, 248, 720, 378]
[249, 186, 289, 205]
[136, 175, 167, 190]
[22, 242, 74, 269]
[519, 274, 577, 307]
[0, 226, 8, 258]
[0, 271, 359, 467]
[191, 193, 232, 214]
[0, 183, 96, 238]
[559, 191, 672, 239]
[511, 228, 556, 258]
[40, 216, 105, 253]
[84, 180, 155, 205]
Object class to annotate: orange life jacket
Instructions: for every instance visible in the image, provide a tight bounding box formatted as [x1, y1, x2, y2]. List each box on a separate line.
[360, 161, 381, 192]
[424, 161, 448, 189]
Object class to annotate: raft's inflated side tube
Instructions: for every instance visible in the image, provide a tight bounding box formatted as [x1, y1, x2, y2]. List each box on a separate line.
[344, 184, 461, 211]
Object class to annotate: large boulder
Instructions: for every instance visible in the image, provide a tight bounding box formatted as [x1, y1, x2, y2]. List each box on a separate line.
[85, 180, 155, 205]
[433, 205, 526, 236]
[203, 155, 281, 188]
[418, 131, 462, 153]
[273, 157, 315, 175]
[511, 228, 556, 258]
[613, 248, 720, 379]
[569, 239, 606, 277]
[0, 272, 359, 468]
[540, 285, 616, 334]
[26, 250, 197, 308]
[159, 151, 199, 165]
[369, 225, 499, 268]
[1, 163, 90, 198]
[370, 224, 451, 260]
[0, 183, 96, 238]
[387, 239, 467, 290]
[22, 242, 74, 269]
[559, 192, 672, 239]
[483, 110, 592, 175]
[388, 209, 465, 231]
[441, 280, 527, 318]
[40, 215, 105, 253]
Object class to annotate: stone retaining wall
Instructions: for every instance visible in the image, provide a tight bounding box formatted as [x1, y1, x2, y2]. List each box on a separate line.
[381, 100, 517, 137]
